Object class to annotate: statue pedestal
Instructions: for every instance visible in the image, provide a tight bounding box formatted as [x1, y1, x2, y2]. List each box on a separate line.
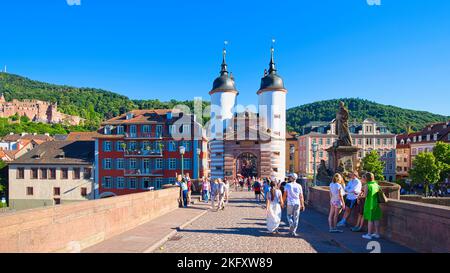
[327, 146, 359, 174]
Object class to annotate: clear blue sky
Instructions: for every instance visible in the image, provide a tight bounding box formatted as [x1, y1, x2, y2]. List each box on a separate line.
[1, 0, 449, 115]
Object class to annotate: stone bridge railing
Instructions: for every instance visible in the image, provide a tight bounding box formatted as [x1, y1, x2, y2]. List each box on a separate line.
[308, 184, 450, 253]
[0, 187, 180, 253]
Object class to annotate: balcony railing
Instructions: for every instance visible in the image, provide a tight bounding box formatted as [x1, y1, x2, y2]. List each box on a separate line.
[124, 169, 163, 176]
[124, 149, 163, 157]
[124, 132, 163, 139]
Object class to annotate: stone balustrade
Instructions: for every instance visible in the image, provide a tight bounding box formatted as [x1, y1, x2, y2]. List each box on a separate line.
[0, 187, 179, 253]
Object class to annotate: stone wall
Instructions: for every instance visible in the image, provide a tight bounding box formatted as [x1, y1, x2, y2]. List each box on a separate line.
[400, 195, 450, 207]
[308, 186, 450, 253]
[0, 187, 179, 253]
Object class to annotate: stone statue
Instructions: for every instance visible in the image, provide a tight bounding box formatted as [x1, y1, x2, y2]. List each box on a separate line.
[336, 101, 353, 146]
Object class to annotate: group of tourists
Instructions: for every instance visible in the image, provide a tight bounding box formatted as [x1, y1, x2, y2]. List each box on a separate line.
[328, 171, 383, 240]
[175, 172, 195, 208]
[199, 176, 230, 211]
[175, 169, 383, 241]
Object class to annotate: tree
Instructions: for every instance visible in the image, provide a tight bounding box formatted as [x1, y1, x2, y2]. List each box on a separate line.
[361, 150, 385, 181]
[409, 152, 442, 196]
[433, 141, 450, 182]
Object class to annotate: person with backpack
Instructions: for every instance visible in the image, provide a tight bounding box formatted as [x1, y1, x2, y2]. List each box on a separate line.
[362, 172, 382, 240]
[253, 179, 262, 203]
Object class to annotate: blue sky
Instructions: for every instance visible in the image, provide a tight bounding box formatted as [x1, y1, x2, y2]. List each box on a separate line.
[0, 0, 449, 115]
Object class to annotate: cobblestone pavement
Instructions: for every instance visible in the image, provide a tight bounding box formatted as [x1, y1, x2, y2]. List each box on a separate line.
[154, 191, 346, 253]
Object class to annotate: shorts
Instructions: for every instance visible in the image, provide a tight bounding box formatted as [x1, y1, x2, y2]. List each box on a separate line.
[331, 200, 342, 208]
[345, 197, 357, 209]
[255, 190, 261, 195]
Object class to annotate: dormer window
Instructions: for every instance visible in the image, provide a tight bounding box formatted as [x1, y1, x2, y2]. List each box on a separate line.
[126, 112, 134, 120]
[104, 125, 113, 135]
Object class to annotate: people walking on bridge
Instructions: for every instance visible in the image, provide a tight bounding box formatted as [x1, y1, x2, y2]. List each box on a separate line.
[266, 181, 284, 234]
[201, 176, 210, 203]
[337, 171, 362, 227]
[253, 178, 262, 203]
[224, 178, 230, 204]
[218, 178, 226, 210]
[362, 172, 382, 240]
[263, 179, 271, 202]
[329, 173, 346, 233]
[283, 173, 305, 237]
[211, 179, 219, 210]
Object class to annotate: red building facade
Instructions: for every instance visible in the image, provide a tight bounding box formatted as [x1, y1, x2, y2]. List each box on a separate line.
[94, 109, 207, 198]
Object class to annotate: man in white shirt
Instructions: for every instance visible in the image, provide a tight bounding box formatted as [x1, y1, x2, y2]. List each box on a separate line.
[337, 171, 362, 227]
[282, 173, 305, 237]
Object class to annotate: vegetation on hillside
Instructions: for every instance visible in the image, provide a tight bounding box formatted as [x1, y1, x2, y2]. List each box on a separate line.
[287, 98, 448, 134]
[1, 73, 448, 136]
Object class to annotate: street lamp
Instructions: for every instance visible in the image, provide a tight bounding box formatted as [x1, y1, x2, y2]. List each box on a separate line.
[290, 145, 296, 173]
[196, 148, 201, 179]
[312, 141, 319, 187]
[179, 145, 186, 176]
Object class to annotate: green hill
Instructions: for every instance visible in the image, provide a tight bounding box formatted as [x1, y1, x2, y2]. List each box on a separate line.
[287, 98, 449, 134]
[0, 73, 209, 130]
[0, 73, 447, 135]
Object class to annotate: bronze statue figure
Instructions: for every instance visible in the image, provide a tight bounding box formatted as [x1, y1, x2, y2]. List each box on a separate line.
[336, 101, 353, 146]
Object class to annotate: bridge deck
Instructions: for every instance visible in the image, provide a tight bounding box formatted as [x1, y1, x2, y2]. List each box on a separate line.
[85, 191, 413, 253]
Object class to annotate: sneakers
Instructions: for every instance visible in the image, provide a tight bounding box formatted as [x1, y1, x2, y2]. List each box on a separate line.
[351, 226, 362, 232]
[371, 233, 380, 239]
[362, 234, 373, 240]
[336, 219, 346, 227]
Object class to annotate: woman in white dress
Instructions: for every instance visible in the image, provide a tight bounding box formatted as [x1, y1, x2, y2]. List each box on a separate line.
[266, 181, 284, 234]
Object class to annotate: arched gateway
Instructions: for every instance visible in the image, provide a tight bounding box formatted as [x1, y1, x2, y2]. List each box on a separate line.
[236, 152, 258, 178]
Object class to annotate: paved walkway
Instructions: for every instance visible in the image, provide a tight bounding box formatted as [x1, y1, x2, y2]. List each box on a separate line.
[83, 202, 209, 253]
[85, 191, 413, 253]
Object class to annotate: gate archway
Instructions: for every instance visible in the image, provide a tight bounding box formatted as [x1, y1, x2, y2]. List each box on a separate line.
[236, 152, 258, 178]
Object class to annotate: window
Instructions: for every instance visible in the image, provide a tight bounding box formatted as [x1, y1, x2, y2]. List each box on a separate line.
[117, 177, 125, 189]
[54, 198, 61, 205]
[142, 125, 151, 133]
[168, 158, 177, 170]
[129, 158, 137, 169]
[168, 141, 177, 152]
[31, 168, 38, 179]
[182, 141, 191, 152]
[116, 141, 125, 151]
[40, 168, 48, 179]
[104, 141, 112, 152]
[73, 168, 81, 179]
[104, 159, 112, 170]
[182, 124, 191, 135]
[26, 187, 33, 196]
[319, 138, 323, 145]
[155, 158, 163, 169]
[53, 187, 61, 196]
[128, 141, 137, 150]
[130, 125, 137, 137]
[84, 168, 92, 179]
[319, 151, 324, 158]
[377, 139, 381, 145]
[81, 187, 88, 197]
[116, 158, 125, 170]
[156, 125, 163, 137]
[358, 139, 362, 145]
[326, 138, 331, 145]
[117, 126, 124, 135]
[103, 177, 113, 189]
[142, 178, 150, 189]
[183, 158, 192, 170]
[49, 168, 56, 180]
[61, 168, 68, 180]
[17, 168, 25, 179]
[129, 178, 137, 189]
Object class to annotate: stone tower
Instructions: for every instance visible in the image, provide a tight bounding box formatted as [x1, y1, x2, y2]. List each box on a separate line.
[257, 45, 287, 180]
[209, 46, 238, 179]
